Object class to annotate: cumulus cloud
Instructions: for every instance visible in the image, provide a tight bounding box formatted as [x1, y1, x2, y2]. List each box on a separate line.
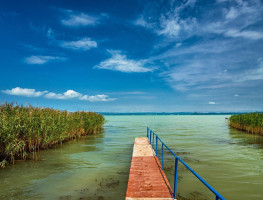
[45, 91, 115, 102]
[208, 101, 216, 105]
[60, 38, 97, 51]
[79, 94, 115, 102]
[61, 10, 99, 27]
[94, 50, 153, 73]
[2, 87, 116, 102]
[1, 87, 47, 97]
[45, 90, 82, 99]
[24, 55, 66, 64]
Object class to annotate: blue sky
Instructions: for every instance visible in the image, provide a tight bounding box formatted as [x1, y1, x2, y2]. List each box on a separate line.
[0, 0, 263, 112]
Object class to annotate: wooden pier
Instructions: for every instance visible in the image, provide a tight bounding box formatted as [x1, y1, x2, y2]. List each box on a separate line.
[125, 137, 174, 200]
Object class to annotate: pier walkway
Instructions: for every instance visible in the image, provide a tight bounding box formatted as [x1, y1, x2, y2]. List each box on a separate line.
[125, 128, 226, 200]
[125, 137, 174, 200]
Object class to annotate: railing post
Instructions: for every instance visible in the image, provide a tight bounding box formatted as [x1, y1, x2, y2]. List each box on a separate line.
[174, 157, 179, 199]
[162, 143, 164, 170]
[146, 128, 225, 200]
[156, 135, 158, 156]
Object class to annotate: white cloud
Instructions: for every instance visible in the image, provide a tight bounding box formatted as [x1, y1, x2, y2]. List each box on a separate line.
[176, 43, 182, 47]
[153, 24, 263, 91]
[45, 90, 115, 102]
[45, 90, 82, 99]
[162, 48, 263, 91]
[204, 1, 263, 40]
[134, 16, 147, 27]
[2, 87, 116, 102]
[134, 15, 153, 29]
[236, 61, 263, 82]
[44, 28, 97, 51]
[80, 94, 116, 102]
[1, 87, 47, 97]
[225, 7, 239, 20]
[94, 50, 153, 73]
[234, 94, 239, 97]
[61, 10, 99, 27]
[158, 19, 181, 37]
[224, 29, 263, 40]
[133, 1, 197, 38]
[63, 90, 82, 98]
[135, 15, 196, 39]
[24, 55, 66, 64]
[161, 56, 231, 91]
[130, 0, 263, 109]
[60, 38, 97, 51]
[134, 0, 262, 42]
[44, 92, 65, 99]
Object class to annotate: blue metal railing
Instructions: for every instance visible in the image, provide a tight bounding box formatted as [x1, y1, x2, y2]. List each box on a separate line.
[147, 127, 226, 200]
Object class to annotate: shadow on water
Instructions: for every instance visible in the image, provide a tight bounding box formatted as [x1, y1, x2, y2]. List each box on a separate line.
[229, 126, 263, 148]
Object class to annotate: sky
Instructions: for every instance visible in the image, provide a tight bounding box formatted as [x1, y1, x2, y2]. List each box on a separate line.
[0, 0, 263, 112]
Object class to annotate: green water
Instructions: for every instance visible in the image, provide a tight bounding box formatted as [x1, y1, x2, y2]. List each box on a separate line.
[1, 115, 263, 200]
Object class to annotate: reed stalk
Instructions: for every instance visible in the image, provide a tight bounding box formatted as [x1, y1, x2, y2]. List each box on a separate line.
[0, 103, 105, 167]
[229, 113, 263, 136]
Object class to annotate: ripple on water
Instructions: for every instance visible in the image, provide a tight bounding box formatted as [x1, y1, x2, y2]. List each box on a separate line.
[1, 115, 263, 200]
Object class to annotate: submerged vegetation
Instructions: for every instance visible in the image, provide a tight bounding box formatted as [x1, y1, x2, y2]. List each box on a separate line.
[0, 103, 105, 167]
[229, 113, 263, 135]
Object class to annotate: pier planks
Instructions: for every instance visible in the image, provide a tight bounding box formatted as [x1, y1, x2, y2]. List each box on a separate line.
[126, 137, 174, 200]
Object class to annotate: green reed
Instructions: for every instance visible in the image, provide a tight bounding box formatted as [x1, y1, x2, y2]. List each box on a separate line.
[0, 103, 105, 167]
[229, 113, 263, 135]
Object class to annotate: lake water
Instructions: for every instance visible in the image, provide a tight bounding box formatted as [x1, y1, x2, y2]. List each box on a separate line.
[0, 115, 263, 200]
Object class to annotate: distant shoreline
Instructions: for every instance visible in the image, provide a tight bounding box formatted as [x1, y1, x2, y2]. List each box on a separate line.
[100, 112, 251, 115]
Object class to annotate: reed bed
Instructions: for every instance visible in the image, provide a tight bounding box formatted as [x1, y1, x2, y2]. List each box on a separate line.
[229, 113, 263, 135]
[0, 103, 105, 167]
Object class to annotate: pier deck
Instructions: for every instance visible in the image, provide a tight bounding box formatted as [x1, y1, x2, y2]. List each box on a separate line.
[126, 137, 174, 200]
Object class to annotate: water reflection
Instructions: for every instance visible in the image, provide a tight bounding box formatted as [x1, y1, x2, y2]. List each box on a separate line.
[229, 126, 263, 148]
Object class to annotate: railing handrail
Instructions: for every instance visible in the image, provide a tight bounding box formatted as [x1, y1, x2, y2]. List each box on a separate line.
[147, 127, 226, 200]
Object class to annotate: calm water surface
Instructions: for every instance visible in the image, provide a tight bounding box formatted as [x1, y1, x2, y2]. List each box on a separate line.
[0, 115, 263, 200]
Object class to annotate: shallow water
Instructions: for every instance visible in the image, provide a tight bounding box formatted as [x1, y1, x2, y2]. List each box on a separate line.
[0, 115, 263, 200]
